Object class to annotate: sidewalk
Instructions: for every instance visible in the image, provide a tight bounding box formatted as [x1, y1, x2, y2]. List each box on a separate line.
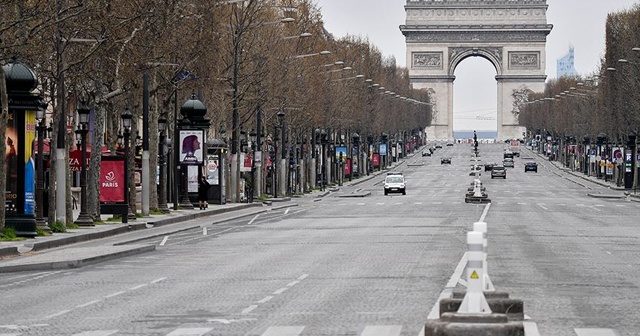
[0, 152, 416, 273]
[525, 147, 640, 202]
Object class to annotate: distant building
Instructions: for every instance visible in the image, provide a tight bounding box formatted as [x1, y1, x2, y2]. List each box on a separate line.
[557, 47, 578, 78]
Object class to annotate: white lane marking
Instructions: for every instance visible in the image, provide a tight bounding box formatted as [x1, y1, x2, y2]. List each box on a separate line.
[574, 328, 619, 336]
[248, 214, 260, 225]
[273, 287, 288, 295]
[284, 208, 290, 215]
[523, 321, 541, 336]
[76, 299, 101, 308]
[160, 236, 169, 246]
[376, 203, 385, 205]
[433, 202, 442, 205]
[150, 277, 167, 284]
[241, 305, 258, 314]
[479, 203, 491, 223]
[518, 203, 527, 205]
[44, 309, 71, 319]
[360, 325, 402, 336]
[72, 330, 119, 336]
[297, 274, 309, 280]
[261, 326, 305, 336]
[414, 202, 423, 205]
[358, 203, 366, 206]
[257, 296, 273, 304]
[0, 333, 20, 336]
[595, 204, 606, 207]
[105, 291, 125, 298]
[203, 227, 207, 235]
[287, 280, 300, 287]
[129, 284, 148, 290]
[166, 328, 213, 336]
[615, 204, 625, 207]
[0, 271, 63, 289]
[605, 251, 612, 255]
[538, 204, 548, 211]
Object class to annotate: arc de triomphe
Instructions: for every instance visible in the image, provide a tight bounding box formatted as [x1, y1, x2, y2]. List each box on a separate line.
[400, 0, 553, 140]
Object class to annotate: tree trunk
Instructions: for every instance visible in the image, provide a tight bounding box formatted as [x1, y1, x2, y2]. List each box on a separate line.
[88, 98, 107, 219]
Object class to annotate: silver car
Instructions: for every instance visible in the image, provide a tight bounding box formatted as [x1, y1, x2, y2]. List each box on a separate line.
[503, 158, 514, 168]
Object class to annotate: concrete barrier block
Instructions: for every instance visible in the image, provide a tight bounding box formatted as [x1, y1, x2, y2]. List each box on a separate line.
[439, 298, 524, 321]
[452, 291, 510, 299]
[425, 313, 524, 336]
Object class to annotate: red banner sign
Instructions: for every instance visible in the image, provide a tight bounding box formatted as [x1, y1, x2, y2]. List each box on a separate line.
[100, 159, 125, 202]
[372, 153, 380, 167]
[344, 158, 351, 175]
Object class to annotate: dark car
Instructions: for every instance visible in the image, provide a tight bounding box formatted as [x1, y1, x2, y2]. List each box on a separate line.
[524, 162, 538, 172]
[441, 157, 452, 164]
[446, 142, 454, 146]
[484, 163, 496, 171]
[491, 165, 507, 179]
[435, 144, 443, 149]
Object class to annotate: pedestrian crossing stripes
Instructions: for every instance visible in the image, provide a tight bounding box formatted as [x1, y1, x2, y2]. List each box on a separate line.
[0, 326, 619, 336]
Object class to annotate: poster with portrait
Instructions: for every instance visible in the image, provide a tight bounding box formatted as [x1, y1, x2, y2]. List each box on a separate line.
[179, 129, 204, 165]
[24, 110, 36, 215]
[5, 112, 18, 214]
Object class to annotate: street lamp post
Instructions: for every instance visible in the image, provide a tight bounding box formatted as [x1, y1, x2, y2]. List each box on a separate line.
[249, 130, 256, 203]
[35, 106, 49, 232]
[178, 116, 194, 209]
[157, 117, 170, 213]
[121, 108, 135, 221]
[74, 103, 94, 226]
[277, 110, 286, 197]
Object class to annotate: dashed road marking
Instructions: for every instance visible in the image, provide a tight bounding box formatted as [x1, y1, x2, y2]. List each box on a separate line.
[261, 326, 305, 336]
[241, 305, 258, 314]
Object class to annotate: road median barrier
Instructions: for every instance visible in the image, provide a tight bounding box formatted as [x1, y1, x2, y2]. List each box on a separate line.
[425, 221, 528, 335]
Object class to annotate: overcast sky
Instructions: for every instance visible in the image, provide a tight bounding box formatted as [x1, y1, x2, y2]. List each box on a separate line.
[314, 0, 639, 131]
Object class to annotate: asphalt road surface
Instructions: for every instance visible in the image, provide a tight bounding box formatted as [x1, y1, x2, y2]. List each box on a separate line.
[1, 143, 638, 336]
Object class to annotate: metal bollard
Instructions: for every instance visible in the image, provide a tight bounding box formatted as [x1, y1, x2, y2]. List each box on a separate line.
[473, 222, 495, 292]
[473, 179, 483, 197]
[458, 231, 491, 314]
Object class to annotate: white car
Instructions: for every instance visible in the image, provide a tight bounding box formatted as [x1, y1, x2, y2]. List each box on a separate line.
[384, 175, 406, 195]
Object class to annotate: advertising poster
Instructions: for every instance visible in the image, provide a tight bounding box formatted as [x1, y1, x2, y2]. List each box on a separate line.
[179, 129, 204, 165]
[241, 152, 252, 172]
[379, 143, 388, 156]
[24, 110, 36, 214]
[335, 146, 347, 162]
[188, 165, 199, 192]
[344, 158, 351, 175]
[5, 112, 18, 213]
[372, 153, 380, 167]
[100, 159, 125, 203]
[207, 155, 219, 185]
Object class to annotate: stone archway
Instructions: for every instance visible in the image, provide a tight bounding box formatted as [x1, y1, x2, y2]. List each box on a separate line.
[400, 0, 553, 141]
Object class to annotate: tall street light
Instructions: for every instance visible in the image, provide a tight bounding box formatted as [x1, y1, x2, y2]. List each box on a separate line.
[121, 108, 135, 221]
[157, 116, 170, 213]
[35, 105, 49, 232]
[74, 103, 94, 226]
[277, 110, 286, 197]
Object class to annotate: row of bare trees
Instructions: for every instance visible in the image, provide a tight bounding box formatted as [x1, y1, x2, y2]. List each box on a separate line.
[519, 3, 640, 143]
[0, 0, 431, 230]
